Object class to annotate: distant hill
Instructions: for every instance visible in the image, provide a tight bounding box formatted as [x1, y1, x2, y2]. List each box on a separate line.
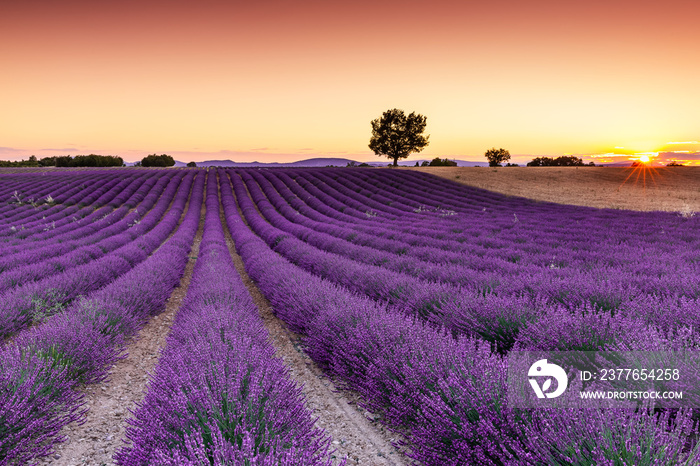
[166, 157, 490, 168]
[171, 157, 358, 168]
[125, 153, 664, 169]
[134, 157, 652, 168]
[367, 159, 489, 167]
[131, 157, 636, 168]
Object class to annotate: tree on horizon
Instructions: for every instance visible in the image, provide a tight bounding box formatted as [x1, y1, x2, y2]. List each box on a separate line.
[527, 156, 587, 167]
[369, 109, 429, 167]
[141, 154, 175, 167]
[484, 147, 510, 167]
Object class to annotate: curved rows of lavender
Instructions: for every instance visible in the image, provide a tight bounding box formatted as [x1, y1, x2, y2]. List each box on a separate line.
[1, 167, 699, 465]
[221, 168, 700, 464]
[116, 173, 338, 465]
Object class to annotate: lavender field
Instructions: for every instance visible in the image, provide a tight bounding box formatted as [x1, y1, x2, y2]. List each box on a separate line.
[2, 167, 700, 465]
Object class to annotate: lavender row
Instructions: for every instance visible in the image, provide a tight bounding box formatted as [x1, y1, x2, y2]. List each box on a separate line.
[254, 170, 700, 302]
[0, 172, 204, 465]
[0, 172, 150, 236]
[301, 171, 700, 344]
[0, 173, 109, 226]
[1, 184, 119, 240]
[260, 169, 678, 271]
[243, 169, 530, 280]
[258, 169, 575, 276]
[0, 181, 121, 243]
[0, 172, 152, 240]
[0, 178, 94, 228]
[230, 170, 458, 315]
[0, 170, 153, 223]
[0, 173, 174, 274]
[0, 172, 193, 339]
[219, 172, 700, 465]
[258, 170, 547, 271]
[0, 173, 91, 219]
[238, 170, 700, 351]
[292, 168, 698, 260]
[337, 168, 515, 214]
[278, 168, 546, 251]
[0, 172, 178, 292]
[0, 171, 154, 233]
[251, 169, 700, 303]
[0, 172, 177, 256]
[291, 169, 420, 220]
[117, 172, 338, 465]
[294, 167, 692, 247]
[0, 175, 44, 205]
[266, 170, 700, 346]
[340, 167, 544, 215]
[350, 167, 696, 241]
[311, 170, 700, 292]
[229, 172, 613, 351]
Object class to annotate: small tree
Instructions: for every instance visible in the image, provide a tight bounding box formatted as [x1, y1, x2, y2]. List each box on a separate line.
[369, 108, 429, 167]
[141, 154, 175, 167]
[484, 147, 510, 167]
[187, 161, 197, 168]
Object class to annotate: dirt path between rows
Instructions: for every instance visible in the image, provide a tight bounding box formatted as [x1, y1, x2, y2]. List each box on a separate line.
[220, 171, 409, 465]
[39, 173, 207, 466]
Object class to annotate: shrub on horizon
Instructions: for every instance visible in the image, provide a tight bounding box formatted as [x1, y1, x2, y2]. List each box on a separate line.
[140, 154, 175, 167]
[428, 157, 457, 166]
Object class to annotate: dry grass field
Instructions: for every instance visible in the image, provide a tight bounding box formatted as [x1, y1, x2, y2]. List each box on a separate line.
[405, 166, 700, 213]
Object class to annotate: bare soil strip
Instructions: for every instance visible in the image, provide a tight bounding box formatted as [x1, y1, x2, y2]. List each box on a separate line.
[219, 171, 409, 465]
[408, 166, 700, 212]
[39, 173, 207, 466]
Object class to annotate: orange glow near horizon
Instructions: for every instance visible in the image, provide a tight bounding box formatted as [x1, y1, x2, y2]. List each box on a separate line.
[1, 0, 699, 164]
[618, 163, 659, 194]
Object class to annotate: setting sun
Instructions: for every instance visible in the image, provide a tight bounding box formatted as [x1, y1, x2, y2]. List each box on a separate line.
[639, 155, 650, 163]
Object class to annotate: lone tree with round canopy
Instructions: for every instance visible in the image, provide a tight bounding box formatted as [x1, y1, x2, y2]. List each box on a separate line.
[369, 108, 429, 167]
[484, 147, 511, 167]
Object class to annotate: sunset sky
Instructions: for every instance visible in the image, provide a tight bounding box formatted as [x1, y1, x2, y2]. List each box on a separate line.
[1, 0, 699, 165]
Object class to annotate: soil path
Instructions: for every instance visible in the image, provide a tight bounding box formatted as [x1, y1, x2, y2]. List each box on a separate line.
[39, 172, 207, 465]
[219, 171, 409, 465]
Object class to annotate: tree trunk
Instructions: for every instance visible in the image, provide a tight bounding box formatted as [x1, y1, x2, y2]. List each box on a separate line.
[393, 157, 398, 167]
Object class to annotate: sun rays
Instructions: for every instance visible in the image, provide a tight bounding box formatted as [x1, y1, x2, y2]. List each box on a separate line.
[618, 156, 661, 193]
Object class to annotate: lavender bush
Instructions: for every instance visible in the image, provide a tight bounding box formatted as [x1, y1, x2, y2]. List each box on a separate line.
[0, 171, 204, 463]
[219, 168, 700, 465]
[117, 172, 339, 465]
